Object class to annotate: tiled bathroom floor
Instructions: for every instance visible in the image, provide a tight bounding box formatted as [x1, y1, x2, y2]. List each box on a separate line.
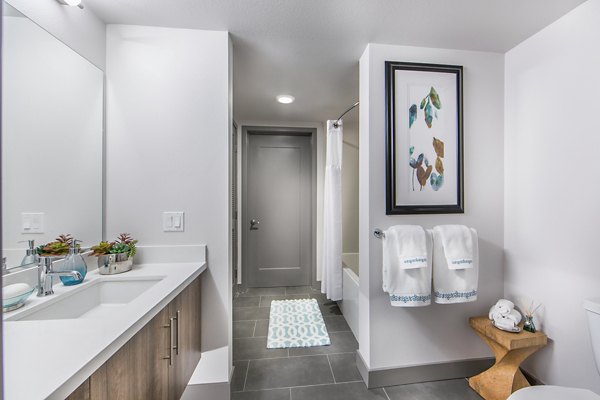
[232, 286, 483, 400]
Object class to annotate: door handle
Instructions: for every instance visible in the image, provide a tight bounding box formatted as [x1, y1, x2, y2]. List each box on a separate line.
[250, 219, 260, 230]
[163, 317, 174, 366]
[175, 310, 180, 355]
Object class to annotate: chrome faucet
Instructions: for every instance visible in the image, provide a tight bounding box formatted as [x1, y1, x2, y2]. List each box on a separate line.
[37, 256, 83, 297]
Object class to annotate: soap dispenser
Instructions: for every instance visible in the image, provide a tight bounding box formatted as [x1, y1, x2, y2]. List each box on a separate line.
[59, 239, 87, 286]
[19, 240, 39, 266]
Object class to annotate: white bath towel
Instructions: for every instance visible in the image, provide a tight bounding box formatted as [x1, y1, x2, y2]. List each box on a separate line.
[433, 225, 475, 269]
[432, 227, 479, 304]
[382, 226, 432, 307]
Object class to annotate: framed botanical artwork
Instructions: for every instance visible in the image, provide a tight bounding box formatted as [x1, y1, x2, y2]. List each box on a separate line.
[385, 61, 464, 214]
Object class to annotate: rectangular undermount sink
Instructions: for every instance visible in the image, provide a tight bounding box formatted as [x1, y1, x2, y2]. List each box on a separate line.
[7, 277, 164, 321]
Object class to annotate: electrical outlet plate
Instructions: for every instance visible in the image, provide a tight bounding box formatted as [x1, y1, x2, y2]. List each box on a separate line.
[163, 212, 184, 232]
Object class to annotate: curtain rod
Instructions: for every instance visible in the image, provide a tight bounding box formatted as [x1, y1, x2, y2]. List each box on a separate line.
[333, 101, 359, 128]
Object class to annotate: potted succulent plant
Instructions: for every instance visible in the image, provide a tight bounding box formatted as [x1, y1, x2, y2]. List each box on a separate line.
[36, 234, 74, 257]
[91, 233, 138, 275]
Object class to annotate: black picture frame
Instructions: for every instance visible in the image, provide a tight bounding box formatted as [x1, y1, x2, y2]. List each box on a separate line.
[385, 61, 464, 215]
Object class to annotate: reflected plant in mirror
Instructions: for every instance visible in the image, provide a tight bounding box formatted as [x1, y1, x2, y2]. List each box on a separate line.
[35, 234, 74, 257]
[1, 1, 104, 270]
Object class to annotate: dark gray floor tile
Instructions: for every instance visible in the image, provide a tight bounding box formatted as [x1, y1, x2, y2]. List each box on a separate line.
[254, 319, 269, 337]
[245, 355, 334, 390]
[384, 378, 482, 400]
[285, 286, 318, 295]
[259, 294, 308, 307]
[308, 293, 329, 303]
[231, 360, 249, 392]
[289, 331, 358, 356]
[241, 287, 286, 297]
[291, 382, 387, 400]
[231, 388, 290, 400]
[319, 302, 343, 316]
[234, 321, 256, 338]
[323, 316, 350, 332]
[235, 296, 261, 308]
[328, 353, 362, 383]
[234, 337, 287, 361]
[234, 306, 271, 321]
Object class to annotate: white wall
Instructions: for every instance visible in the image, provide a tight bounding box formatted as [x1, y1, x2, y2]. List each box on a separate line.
[342, 120, 359, 254]
[106, 24, 232, 383]
[504, 0, 600, 392]
[5, 0, 106, 70]
[359, 43, 505, 369]
[2, 15, 103, 267]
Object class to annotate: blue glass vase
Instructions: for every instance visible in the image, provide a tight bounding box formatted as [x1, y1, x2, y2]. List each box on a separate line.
[59, 244, 87, 285]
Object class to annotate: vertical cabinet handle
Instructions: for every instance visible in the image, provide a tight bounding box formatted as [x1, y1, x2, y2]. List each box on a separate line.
[175, 310, 181, 355]
[163, 317, 175, 366]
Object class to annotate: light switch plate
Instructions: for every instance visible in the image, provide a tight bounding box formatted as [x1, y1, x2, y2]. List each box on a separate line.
[163, 212, 184, 232]
[22, 212, 44, 234]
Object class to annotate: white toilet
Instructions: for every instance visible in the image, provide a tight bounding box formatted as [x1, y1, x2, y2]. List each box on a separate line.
[508, 297, 600, 400]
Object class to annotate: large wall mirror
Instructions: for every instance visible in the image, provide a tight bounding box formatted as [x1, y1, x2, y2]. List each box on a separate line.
[2, 1, 103, 269]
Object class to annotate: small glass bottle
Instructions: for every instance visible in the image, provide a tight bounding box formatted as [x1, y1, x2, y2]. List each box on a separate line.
[60, 239, 87, 286]
[523, 315, 536, 333]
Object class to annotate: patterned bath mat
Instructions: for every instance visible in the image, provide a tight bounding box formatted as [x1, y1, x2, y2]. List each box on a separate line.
[267, 298, 331, 349]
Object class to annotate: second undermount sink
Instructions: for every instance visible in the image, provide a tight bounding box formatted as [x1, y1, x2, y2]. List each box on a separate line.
[6, 277, 164, 321]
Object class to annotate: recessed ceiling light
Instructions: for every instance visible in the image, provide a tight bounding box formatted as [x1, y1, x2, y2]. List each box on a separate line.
[56, 0, 84, 8]
[276, 95, 295, 104]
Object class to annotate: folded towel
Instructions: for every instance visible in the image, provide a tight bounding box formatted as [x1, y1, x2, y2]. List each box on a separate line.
[382, 225, 432, 307]
[433, 225, 475, 270]
[432, 227, 479, 304]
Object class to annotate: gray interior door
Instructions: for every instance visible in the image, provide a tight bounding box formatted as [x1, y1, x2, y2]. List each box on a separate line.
[245, 133, 312, 287]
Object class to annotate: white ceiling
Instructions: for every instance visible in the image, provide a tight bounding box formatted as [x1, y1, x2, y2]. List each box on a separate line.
[86, 0, 585, 126]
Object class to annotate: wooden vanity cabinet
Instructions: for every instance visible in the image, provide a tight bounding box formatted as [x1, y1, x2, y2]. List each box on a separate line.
[66, 276, 202, 400]
[169, 276, 202, 400]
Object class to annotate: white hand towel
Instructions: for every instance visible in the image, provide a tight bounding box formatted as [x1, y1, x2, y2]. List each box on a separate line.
[382, 225, 432, 307]
[433, 225, 475, 270]
[432, 227, 479, 304]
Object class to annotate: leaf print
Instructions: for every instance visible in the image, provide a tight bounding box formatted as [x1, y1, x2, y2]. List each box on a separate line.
[432, 137, 444, 158]
[409, 146, 414, 156]
[416, 153, 424, 166]
[420, 97, 428, 110]
[430, 87, 442, 109]
[424, 102, 433, 128]
[417, 165, 433, 190]
[430, 173, 444, 191]
[409, 104, 417, 128]
[424, 156, 430, 168]
[409, 158, 417, 168]
[435, 157, 444, 175]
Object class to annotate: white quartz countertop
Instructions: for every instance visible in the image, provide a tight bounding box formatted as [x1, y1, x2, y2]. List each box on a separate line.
[4, 261, 206, 400]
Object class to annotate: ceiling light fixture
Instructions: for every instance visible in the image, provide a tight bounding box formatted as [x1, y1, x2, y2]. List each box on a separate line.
[56, 0, 84, 9]
[276, 95, 295, 104]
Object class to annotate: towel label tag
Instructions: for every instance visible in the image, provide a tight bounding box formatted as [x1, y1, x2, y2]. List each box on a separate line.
[400, 256, 428, 269]
[448, 258, 474, 270]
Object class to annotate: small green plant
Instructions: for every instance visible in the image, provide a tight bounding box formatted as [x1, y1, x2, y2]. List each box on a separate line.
[36, 234, 74, 256]
[91, 233, 138, 258]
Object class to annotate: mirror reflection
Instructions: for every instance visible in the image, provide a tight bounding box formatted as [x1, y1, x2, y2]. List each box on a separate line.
[1, 2, 104, 271]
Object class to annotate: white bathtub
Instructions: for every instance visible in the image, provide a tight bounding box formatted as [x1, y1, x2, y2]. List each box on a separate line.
[339, 253, 359, 340]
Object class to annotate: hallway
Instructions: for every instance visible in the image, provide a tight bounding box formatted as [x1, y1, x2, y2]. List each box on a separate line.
[231, 286, 482, 400]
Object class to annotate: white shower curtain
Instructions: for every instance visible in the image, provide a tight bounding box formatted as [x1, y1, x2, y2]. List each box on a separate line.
[321, 120, 343, 301]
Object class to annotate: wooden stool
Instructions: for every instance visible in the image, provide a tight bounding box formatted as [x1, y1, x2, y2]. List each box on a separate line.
[468, 316, 548, 400]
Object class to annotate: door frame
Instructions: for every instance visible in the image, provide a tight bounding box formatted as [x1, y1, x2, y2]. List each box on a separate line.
[241, 126, 317, 288]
